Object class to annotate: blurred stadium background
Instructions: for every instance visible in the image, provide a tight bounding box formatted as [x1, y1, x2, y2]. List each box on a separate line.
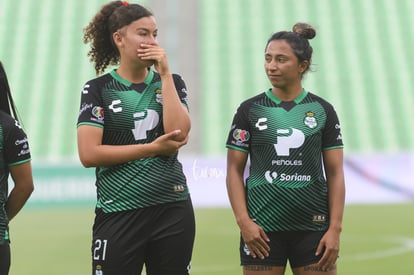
[0, 0, 413, 206]
[0, 0, 414, 274]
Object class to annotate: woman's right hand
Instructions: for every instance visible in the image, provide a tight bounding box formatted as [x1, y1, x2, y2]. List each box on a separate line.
[152, 130, 189, 156]
[239, 219, 270, 260]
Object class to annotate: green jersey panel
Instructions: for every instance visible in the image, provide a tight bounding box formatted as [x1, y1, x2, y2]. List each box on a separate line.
[78, 69, 190, 212]
[226, 89, 343, 231]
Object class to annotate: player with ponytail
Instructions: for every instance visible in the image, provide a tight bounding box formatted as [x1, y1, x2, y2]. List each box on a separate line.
[0, 62, 33, 275]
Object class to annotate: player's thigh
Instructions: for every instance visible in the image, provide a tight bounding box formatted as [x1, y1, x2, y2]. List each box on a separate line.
[241, 232, 290, 275]
[145, 199, 195, 275]
[91, 209, 146, 274]
[289, 231, 336, 275]
[0, 241, 10, 275]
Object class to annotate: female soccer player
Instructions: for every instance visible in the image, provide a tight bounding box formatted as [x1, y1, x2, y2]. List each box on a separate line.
[0, 62, 34, 275]
[226, 23, 345, 275]
[77, 1, 194, 274]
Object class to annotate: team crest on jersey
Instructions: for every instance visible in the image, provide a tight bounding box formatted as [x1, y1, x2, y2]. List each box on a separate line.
[304, 111, 317, 129]
[92, 106, 104, 121]
[232, 129, 250, 142]
[155, 89, 163, 104]
[95, 265, 104, 275]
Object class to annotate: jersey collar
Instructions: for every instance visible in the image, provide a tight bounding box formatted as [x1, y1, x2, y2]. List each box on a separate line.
[265, 88, 308, 104]
[110, 68, 154, 87]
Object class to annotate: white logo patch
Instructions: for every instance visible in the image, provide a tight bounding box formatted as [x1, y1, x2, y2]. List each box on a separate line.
[274, 128, 305, 156]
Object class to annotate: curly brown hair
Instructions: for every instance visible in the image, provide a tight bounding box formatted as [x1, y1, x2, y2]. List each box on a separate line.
[83, 1, 153, 75]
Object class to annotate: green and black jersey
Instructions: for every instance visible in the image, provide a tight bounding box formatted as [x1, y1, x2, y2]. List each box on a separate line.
[77, 69, 190, 213]
[0, 111, 31, 244]
[226, 89, 343, 232]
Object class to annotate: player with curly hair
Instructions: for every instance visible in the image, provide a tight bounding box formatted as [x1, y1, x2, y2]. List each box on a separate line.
[78, 2, 194, 274]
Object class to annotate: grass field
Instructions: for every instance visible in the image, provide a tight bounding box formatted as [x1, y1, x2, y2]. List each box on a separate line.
[7, 203, 414, 275]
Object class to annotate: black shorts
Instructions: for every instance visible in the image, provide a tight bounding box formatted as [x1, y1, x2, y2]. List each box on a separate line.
[0, 241, 10, 275]
[240, 231, 326, 268]
[92, 199, 195, 275]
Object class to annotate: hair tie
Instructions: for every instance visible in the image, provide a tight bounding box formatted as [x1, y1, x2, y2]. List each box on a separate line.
[122, 1, 129, 6]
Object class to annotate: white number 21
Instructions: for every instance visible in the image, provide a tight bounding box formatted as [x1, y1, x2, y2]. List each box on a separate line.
[93, 239, 108, 261]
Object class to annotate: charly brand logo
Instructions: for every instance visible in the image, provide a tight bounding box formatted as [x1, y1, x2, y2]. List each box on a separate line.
[109, 99, 122, 113]
[255, 117, 268, 131]
[82, 84, 90, 94]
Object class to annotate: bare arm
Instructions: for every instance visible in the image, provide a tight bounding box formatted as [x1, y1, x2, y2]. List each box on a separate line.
[77, 125, 187, 168]
[317, 148, 345, 270]
[226, 149, 250, 224]
[6, 161, 34, 221]
[138, 44, 191, 141]
[160, 73, 191, 141]
[226, 149, 270, 259]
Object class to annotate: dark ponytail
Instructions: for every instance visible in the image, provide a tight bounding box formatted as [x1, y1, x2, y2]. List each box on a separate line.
[0, 62, 19, 121]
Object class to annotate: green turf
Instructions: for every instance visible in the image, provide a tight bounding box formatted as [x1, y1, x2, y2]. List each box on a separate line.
[7, 203, 414, 274]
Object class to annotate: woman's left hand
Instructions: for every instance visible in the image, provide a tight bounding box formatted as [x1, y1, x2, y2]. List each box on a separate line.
[315, 229, 340, 271]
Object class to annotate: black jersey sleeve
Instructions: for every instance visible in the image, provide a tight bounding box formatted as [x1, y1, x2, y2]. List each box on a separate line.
[225, 101, 251, 153]
[172, 74, 189, 110]
[1, 115, 31, 165]
[322, 104, 344, 150]
[77, 78, 105, 128]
